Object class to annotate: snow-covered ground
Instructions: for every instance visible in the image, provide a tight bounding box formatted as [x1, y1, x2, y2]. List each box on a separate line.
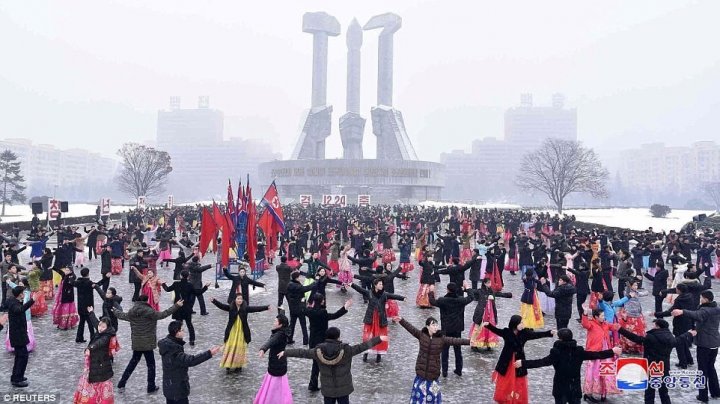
[0, 203, 135, 223]
[562, 208, 714, 231]
[422, 201, 713, 232]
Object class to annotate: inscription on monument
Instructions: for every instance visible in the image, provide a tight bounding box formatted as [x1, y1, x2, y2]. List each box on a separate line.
[272, 166, 428, 178]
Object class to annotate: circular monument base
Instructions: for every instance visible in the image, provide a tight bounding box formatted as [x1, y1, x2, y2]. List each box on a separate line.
[259, 159, 445, 205]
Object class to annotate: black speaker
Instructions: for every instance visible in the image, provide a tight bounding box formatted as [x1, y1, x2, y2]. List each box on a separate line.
[698, 213, 707, 222]
[60, 201, 69, 212]
[31, 202, 43, 214]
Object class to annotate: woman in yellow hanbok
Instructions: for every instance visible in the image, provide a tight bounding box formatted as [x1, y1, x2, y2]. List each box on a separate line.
[211, 295, 270, 373]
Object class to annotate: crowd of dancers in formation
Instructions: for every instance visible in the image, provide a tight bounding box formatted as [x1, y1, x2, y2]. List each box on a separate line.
[2, 203, 720, 404]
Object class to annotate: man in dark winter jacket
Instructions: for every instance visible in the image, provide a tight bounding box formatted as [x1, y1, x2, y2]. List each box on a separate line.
[428, 282, 474, 377]
[115, 295, 182, 393]
[275, 256, 295, 306]
[619, 319, 680, 404]
[223, 265, 265, 305]
[520, 328, 620, 404]
[435, 257, 475, 287]
[162, 270, 209, 346]
[7, 286, 34, 387]
[567, 263, 590, 323]
[186, 256, 211, 315]
[283, 327, 386, 404]
[129, 249, 148, 302]
[159, 320, 221, 404]
[539, 275, 576, 329]
[304, 293, 351, 391]
[99, 245, 113, 292]
[672, 290, 720, 403]
[654, 283, 695, 368]
[72, 267, 106, 343]
[286, 271, 315, 345]
[643, 264, 669, 313]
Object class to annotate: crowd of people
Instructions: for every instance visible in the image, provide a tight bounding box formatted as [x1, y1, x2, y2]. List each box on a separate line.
[2, 203, 720, 403]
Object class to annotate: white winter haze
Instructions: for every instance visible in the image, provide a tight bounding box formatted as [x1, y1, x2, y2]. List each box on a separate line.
[0, 0, 718, 162]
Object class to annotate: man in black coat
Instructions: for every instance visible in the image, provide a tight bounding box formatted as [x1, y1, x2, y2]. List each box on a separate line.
[7, 286, 34, 387]
[428, 282, 474, 377]
[672, 290, 720, 402]
[619, 319, 679, 404]
[435, 257, 475, 286]
[99, 245, 112, 292]
[158, 321, 221, 404]
[567, 264, 590, 322]
[539, 275, 576, 329]
[304, 293, 351, 391]
[654, 283, 695, 368]
[643, 264, 669, 313]
[520, 328, 620, 404]
[286, 271, 315, 345]
[129, 249, 148, 302]
[162, 270, 209, 346]
[186, 257, 212, 316]
[275, 256, 294, 306]
[223, 266, 265, 305]
[72, 267, 105, 343]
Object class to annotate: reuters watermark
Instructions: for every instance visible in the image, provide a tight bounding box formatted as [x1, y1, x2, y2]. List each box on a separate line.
[0, 394, 56, 402]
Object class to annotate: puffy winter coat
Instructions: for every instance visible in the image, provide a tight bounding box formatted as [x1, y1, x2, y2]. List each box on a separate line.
[399, 318, 469, 380]
[158, 335, 212, 401]
[86, 312, 117, 383]
[285, 337, 381, 398]
[115, 301, 178, 351]
[428, 291, 474, 333]
[524, 339, 615, 399]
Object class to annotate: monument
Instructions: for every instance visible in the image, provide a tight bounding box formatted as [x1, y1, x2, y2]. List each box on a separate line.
[260, 12, 445, 205]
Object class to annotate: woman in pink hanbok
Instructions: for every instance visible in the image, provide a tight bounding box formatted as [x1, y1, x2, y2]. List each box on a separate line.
[337, 245, 354, 293]
[132, 267, 163, 311]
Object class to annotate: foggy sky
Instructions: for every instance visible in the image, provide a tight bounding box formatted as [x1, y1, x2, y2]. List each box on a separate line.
[1, 0, 718, 167]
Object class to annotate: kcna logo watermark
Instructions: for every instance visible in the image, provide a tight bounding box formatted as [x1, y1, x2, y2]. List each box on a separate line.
[599, 358, 706, 391]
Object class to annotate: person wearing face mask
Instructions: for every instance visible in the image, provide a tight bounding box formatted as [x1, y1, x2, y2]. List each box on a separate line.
[394, 316, 469, 404]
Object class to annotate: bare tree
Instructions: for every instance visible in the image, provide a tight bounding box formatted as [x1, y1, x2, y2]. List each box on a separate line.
[0, 150, 26, 216]
[515, 138, 609, 213]
[116, 143, 172, 200]
[702, 180, 720, 212]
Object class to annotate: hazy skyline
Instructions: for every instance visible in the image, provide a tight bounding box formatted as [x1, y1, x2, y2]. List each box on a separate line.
[1, 1, 718, 164]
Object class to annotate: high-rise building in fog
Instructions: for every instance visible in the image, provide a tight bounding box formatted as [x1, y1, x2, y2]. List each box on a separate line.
[156, 97, 281, 201]
[504, 93, 577, 158]
[619, 141, 720, 196]
[0, 138, 118, 200]
[440, 94, 577, 201]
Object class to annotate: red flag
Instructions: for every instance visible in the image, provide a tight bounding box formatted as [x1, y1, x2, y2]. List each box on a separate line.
[221, 214, 231, 268]
[235, 180, 245, 216]
[259, 209, 278, 253]
[224, 211, 236, 247]
[198, 208, 217, 258]
[212, 202, 225, 253]
[227, 180, 236, 220]
[259, 181, 285, 231]
[246, 179, 257, 270]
